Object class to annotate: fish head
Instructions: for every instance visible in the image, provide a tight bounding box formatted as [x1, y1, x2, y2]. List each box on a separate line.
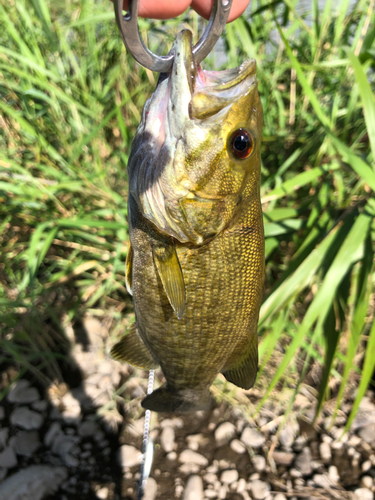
[128, 29, 262, 245]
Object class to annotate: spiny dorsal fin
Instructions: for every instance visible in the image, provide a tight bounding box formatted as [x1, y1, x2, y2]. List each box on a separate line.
[222, 333, 258, 390]
[125, 244, 133, 296]
[110, 324, 158, 369]
[152, 243, 186, 320]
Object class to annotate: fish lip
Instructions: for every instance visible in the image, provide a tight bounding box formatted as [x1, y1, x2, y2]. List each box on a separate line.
[173, 29, 197, 96]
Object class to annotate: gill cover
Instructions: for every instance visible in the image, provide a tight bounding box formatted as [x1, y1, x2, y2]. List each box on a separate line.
[128, 30, 261, 245]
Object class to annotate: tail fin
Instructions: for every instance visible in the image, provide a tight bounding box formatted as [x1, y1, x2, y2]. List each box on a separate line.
[141, 384, 211, 413]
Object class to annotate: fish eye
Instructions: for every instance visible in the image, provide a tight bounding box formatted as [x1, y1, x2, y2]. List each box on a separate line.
[229, 129, 255, 159]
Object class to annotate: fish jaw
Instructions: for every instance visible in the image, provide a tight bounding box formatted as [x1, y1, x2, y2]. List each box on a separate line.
[127, 29, 262, 245]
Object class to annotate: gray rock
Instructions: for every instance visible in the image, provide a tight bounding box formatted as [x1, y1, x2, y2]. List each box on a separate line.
[78, 420, 100, 438]
[294, 447, 312, 476]
[272, 451, 294, 466]
[7, 380, 40, 404]
[0, 406, 4, 420]
[10, 407, 44, 430]
[0, 465, 67, 500]
[183, 475, 204, 500]
[51, 434, 80, 457]
[252, 455, 266, 472]
[230, 439, 246, 454]
[220, 469, 238, 484]
[215, 422, 236, 447]
[143, 477, 157, 500]
[279, 423, 298, 449]
[13, 431, 41, 457]
[31, 400, 48, 412]
[241, 427, 265, 449]
[0, 428, 9, 450]
[63, 454, 79, 467]
[0, 446, 17, 468]
[160, 425, 175, 453]
[0, 467, 7, 481]
[44, 422, 62, 447]
[249, 479, 270, 500]
[354, 488, 373, 500]
[118, 445, 142, 469]
[179, 449, 208, 466]
[358, 424, 375, 445]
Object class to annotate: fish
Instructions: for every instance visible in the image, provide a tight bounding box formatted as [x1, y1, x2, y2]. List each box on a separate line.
[111, 29, 264, 413]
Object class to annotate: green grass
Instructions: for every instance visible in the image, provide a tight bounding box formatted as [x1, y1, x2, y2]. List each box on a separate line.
[0, 0, 374, 424]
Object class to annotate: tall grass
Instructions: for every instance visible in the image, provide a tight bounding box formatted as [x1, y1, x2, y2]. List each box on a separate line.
[0, 0, 374, 424]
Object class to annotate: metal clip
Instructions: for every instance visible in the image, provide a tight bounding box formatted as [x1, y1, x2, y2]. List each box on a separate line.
[114, 0, 233, 72]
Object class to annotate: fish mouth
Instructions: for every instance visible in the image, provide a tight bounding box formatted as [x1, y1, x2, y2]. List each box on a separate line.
[170, 29, 256, 121]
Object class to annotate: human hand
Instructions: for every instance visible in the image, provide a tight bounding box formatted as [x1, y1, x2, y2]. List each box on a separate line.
[121, 0, 250, 23]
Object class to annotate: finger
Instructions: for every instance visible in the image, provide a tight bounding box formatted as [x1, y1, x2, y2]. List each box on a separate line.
[191, 0, 250, 22]
[121, 0, 192, 19]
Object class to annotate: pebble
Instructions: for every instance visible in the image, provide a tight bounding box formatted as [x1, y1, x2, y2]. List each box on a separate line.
[274, 495, 287, 500]
[248, 479, 270, 500]
[236, 478, 247, 493]
[362, 460, 372, 472]
[44, 422, 62, 447]
[7, 380, 40, 404]
[0, 428, 9, 449]
[13, 431, 41, 457]
[78, 420, 100, 437]
[0, 407, 4, 420]
[31, 400, 48, 412]
[144, 477, 158, 500]
[183, 475, 204, 500]
[319, 442, 331, 462]
[96, 487, 109, 499]
[10, 407, 44, 430]
[294, 447, 312, 476]
[312, 474, 332, 488]
[241, 427, 265, 449]
[218, 484, 228, 499]
[160, 426, 175, 453]
[272, 451, 294, 466]
[230, 439, 246, 454]
[160, 417, 184, 429]
[204, 489, 218, 498]
[179, 449, 208, 466]
[354, 488, 373, 500]
[0, 446, 18, 468]
[204, 472, 217, 483]
[0, 468, 7, 481]
[220, 469, 238, 484]
[279, 424, 298, 449]
[252, 455, 266, 472]
[0, 465, 67, 500]
[361, 476, 374, 489]
[118, 445, 142, 469]
[359, 424, 375, 445]
[328, 465, 340, 483]
[215, 422, 236, 446]
[167, 451, 177, 461]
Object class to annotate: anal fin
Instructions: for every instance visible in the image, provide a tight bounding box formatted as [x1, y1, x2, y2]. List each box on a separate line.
[110, 324, 158, 369]
[153, 243, 186, 320]
[222, 333, 258, 390]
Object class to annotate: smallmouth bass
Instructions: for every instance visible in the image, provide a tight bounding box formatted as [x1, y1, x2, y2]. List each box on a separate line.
[111, 29, 264, 412]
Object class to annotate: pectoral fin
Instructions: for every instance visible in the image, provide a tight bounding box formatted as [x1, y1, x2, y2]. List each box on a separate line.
[222, 333, 258, 390]
[125, 244, 133, 296]
[110, 324, 158, 369]
[153, 243, 186, 320]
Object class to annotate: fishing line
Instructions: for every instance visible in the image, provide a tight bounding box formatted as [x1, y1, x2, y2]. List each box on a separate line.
[137, 369, 155, 500]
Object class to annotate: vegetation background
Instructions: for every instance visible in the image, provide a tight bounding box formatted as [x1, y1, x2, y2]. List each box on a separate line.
[0, 0, 374, 429]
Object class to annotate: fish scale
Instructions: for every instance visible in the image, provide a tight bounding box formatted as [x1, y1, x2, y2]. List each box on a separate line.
[111, 29, 264, 412]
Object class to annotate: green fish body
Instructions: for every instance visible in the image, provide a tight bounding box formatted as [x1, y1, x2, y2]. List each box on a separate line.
[112, 30, 264, 412]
